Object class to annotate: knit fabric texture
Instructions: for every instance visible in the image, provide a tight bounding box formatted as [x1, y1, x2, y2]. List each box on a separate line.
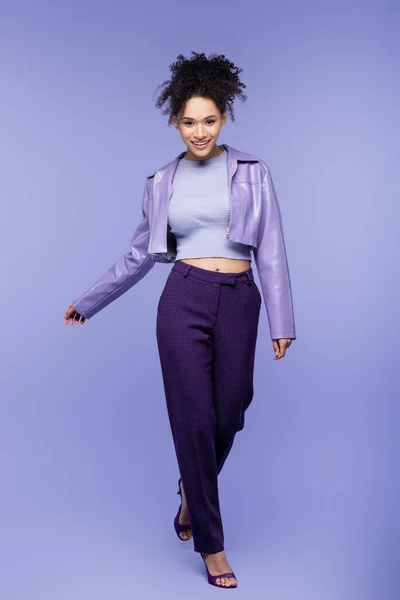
[168, 148, 252, 261]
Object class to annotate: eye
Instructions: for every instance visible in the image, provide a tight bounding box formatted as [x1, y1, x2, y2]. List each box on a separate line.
[183, 120, 216, 127]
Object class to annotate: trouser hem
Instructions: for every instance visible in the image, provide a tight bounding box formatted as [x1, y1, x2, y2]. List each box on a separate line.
[194, 545, 225, 554]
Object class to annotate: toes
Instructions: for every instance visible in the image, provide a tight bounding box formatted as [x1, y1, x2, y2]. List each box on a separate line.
[219, 576, 236, 587]
[179, 529, 192, 541]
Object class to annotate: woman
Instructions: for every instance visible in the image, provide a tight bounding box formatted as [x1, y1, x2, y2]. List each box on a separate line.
[64, 51, 297, 589]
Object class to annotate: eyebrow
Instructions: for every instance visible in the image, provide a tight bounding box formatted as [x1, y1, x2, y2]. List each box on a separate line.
[182, 115, 218, 120]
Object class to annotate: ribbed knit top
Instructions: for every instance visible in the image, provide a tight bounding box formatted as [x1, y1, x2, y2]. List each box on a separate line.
[168, 148, 252, 261]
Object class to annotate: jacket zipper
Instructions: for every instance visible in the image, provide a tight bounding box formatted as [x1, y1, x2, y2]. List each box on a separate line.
[226, 161, 238, 238]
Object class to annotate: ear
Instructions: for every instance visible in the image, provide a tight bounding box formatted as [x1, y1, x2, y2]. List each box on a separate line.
[172, 115, 178, 128]
[221, 112, 227, 126]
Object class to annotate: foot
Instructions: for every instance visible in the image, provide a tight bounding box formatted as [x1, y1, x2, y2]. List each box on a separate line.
[203, 550, 237, 587]
[178, 479, 192, 541]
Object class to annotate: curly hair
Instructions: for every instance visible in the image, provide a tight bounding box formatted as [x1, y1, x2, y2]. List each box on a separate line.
[153, 51, 248, 126]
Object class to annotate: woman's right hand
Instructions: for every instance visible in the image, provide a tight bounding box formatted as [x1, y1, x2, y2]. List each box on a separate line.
[64, 304, 86, 325]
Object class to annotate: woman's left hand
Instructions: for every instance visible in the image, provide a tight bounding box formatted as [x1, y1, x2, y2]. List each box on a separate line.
[272, 338, 293, 360]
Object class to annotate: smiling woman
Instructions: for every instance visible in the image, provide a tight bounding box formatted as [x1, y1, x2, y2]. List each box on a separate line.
[65, 50, 297, 590]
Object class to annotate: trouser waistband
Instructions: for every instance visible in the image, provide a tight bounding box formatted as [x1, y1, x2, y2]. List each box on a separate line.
[172, 260, 254, 286]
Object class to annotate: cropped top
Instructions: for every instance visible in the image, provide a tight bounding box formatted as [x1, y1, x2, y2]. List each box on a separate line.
[168, 148, 252, 261]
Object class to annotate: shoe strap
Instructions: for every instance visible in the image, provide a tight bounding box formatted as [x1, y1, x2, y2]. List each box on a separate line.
[175, 520, 192, 532]
[201, 555, 236, 581]
[211, 572, 236, 579]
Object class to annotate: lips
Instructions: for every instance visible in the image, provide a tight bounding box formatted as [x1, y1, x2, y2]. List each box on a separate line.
[192, 140, 210, 148]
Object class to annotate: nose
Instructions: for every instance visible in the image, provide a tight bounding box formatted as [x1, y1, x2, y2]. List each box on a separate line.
[194, 125, 206, 139]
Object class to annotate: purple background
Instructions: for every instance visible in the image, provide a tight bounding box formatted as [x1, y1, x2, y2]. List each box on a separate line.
[1, 1, 399, 598]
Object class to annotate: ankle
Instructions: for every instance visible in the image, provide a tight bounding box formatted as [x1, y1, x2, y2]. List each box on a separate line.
[202, 550, 225, 560]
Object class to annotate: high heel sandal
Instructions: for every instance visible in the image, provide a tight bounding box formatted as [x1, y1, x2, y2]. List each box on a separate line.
[200, 552, 238, 588]
[173, 477, 192, 541]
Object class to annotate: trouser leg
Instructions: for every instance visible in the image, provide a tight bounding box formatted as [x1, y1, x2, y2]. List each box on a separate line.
[212, 278, 262, 475]
[156, 269, 224, 554]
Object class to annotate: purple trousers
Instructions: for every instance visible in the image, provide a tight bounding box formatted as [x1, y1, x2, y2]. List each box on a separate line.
[156, 259, 262, 554]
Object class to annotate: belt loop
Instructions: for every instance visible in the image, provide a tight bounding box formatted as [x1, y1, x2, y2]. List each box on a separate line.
[245, 271, 251, 285]
[183, 264, 192, 278]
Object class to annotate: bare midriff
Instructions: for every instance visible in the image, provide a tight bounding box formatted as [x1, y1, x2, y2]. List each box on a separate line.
[179, 257, 251, 273]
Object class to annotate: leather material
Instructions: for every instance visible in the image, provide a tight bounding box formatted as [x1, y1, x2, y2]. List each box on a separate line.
[72, 143, 296, 340]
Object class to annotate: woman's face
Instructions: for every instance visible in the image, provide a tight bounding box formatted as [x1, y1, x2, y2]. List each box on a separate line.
[172, 96, 227, 161]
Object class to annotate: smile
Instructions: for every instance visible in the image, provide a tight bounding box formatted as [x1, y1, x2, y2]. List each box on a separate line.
[192, 140, 210, 148]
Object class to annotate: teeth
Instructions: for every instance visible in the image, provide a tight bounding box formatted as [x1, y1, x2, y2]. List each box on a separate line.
[194, 141, 208, 146]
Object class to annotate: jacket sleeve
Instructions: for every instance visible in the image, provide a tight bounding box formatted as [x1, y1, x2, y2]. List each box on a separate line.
[252, 165, 297, 340]
[71, 178, 155, 320]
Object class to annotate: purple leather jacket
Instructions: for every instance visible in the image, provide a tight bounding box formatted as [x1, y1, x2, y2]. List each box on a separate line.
[72, 143, 296, 340]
